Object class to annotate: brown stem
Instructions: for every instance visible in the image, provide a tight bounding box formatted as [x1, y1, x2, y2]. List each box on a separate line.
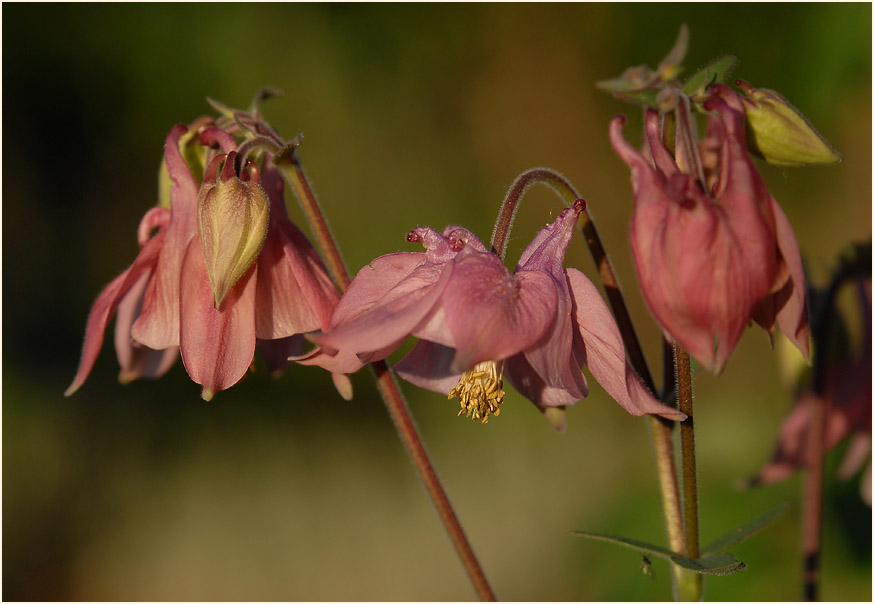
[674, 344, 702, 601]
[276, 152, 496, 601]
[370, 361, 496, 601]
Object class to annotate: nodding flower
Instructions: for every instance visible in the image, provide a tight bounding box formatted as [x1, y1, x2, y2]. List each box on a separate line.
[609, 84, 809, 374]
[68, 121, 345, 401]
[301, 200, 685, 431]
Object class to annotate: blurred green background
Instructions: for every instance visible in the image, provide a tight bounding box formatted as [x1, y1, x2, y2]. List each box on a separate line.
[3, 3, 871, 601]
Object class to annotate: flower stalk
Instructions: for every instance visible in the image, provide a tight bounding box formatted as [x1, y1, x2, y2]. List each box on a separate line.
[274, 149, 496, 601]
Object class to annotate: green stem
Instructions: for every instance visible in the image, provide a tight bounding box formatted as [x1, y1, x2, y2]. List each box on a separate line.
[496, 167, 687, 597]
[674, 344, 701, 601]
[275, 153, 496, 602]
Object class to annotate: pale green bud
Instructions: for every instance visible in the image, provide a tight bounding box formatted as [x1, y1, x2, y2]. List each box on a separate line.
[198, 152, 270, 308]
[737, 79, 841, 166]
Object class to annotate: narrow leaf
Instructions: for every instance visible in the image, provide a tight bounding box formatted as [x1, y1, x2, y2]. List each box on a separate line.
[569, 531, 679, 561]
[671, 552, 747, 576]
[681, 55, 737, 99]
[571, 531, 749, 576]
[702, 500, 793, 555]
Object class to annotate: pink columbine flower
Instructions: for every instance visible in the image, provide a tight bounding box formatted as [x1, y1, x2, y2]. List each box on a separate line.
[609, 83, 810, 373]
[67, 122, 343, 400]
[304, 200, 685, 430]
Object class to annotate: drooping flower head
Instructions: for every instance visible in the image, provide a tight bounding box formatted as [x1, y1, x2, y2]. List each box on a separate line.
[304, 200, 685, 430]
[67, 103, 344, 400]
[609, 84, 810, 373]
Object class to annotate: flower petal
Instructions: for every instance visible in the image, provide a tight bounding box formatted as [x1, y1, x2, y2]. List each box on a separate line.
[567, 269, 686, 420]
[115, 270, 179, 384]
[132, 125, 200, 349]
[504, 351, 586, 408]
[255, 164, 339, 337]
[394, 340, 463, 395]
[331, 252, 427, 326]
[514, 205, 588, 394]
[770, 197, 811, 360]
[293, 345, 368, 375]
[442, 251, 557, 372]
[65, 231, 166, 396]
[179, 238, 257, 400]
[312, 259, 454, 360]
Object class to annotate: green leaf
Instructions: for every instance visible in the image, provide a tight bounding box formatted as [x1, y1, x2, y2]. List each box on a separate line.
[615, 88, 662, 109]
[681, 55, 737, 99]
[701, 501, 793, 555]
[596, 76, 645, 93]
[671, 552, 747, 576]
[570, 531, 677, 560]
[570, 531, 748, 576]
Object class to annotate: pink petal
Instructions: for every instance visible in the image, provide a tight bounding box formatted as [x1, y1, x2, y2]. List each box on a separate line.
[255, 164, 339, 338]
[442, 252, 557, 372]
[331, 253, 427, 326]
[293, 345, 367, 375]
[132, 125, 200, 349]
[65, 231, 166, 396]
[255, 224, 327, 339]
[504, 351, 586, 408]
[567, 269, 686, 420]
[312, 259, 454, 360]
[115, 270, 179, 384]
[179, 238, 258, 400]
[394, 340, 463, 395]
[770, 197, 811, 360]
[514, 205, 588, 395]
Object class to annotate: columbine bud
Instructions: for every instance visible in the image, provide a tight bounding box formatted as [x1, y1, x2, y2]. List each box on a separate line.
[736, 79, 841, 166]
[197, 151, 269, 308]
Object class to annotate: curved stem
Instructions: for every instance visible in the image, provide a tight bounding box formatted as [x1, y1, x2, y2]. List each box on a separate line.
[275, 152, 496, 601]
[494, 167, 686, 596]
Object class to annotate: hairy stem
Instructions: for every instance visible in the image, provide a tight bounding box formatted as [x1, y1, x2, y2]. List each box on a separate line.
[674, 344, 702, 601]
[276, 153, 496, 601]
[495, 167, 686, 597]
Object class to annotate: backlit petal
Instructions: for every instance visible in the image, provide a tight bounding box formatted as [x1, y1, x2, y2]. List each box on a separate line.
[132, 125, 200, 349]
[115, 270, 179, 384]
[180, 238, 257, 400]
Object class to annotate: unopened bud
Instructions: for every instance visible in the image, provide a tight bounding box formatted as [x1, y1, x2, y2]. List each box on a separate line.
[737, 80, 841, 166]
[197, 152, 269, 308]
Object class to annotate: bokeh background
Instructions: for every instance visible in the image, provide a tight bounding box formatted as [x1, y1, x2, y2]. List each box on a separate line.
[3, 3, 871, 601]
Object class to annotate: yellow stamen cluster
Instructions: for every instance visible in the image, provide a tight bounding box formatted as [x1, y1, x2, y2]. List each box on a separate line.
[448, 361, 505, 424]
